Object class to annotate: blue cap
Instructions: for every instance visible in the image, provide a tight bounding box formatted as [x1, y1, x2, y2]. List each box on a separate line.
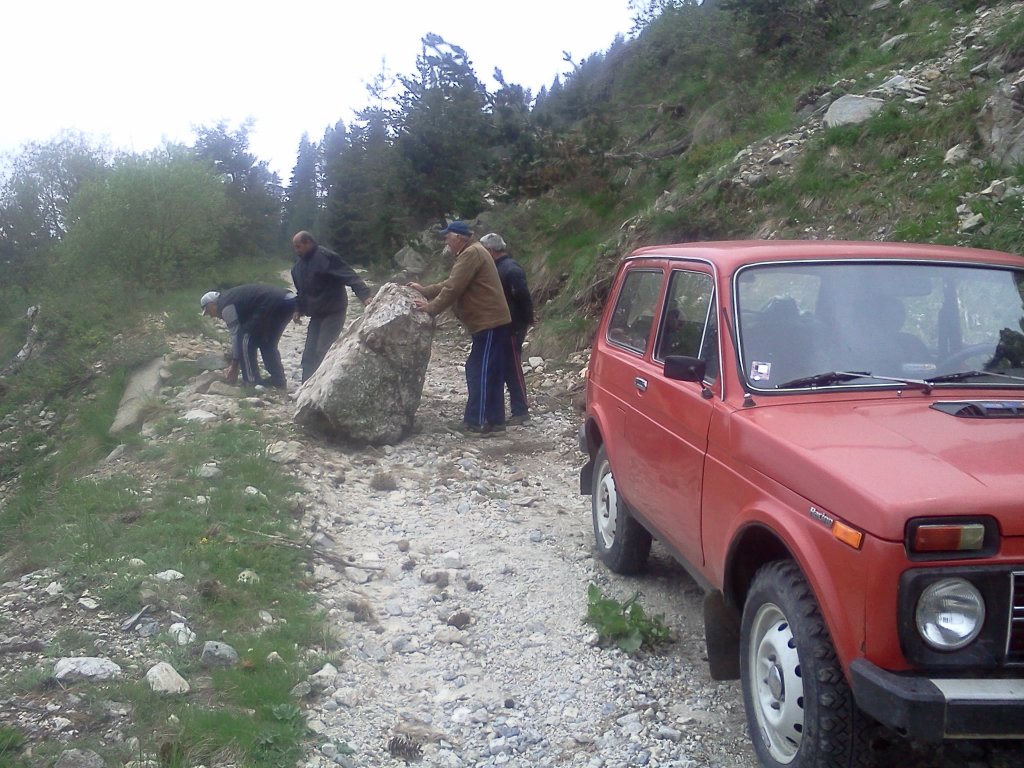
[438, 220, 472, 236]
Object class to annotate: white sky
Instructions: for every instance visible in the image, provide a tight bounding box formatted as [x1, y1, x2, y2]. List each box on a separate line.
[2, 0, 634, 181]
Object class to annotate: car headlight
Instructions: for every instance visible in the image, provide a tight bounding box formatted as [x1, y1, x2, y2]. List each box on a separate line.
[915, 578, 985, 651]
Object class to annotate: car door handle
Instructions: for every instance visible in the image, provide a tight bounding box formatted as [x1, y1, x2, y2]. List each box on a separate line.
[634, 376, 648, 392]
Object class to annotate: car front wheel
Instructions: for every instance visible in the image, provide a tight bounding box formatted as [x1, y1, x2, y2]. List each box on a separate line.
[591, 445, 651, 574]
[740, 560, 872, 768]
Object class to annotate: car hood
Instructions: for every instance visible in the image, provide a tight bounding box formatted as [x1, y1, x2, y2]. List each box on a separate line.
[730, 397, 1024, 541]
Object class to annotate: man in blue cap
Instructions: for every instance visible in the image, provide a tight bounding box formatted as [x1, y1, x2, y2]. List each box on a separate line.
[409, 221, 512, 435]
[200, 284, 296, 388]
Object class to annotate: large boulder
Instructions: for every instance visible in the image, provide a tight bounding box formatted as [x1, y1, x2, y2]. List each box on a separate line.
[294, 283, 435, 444]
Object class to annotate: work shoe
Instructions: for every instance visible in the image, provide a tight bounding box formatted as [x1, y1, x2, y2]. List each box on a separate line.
[506, 413, 530, 426]
[447, 421, 505, 437]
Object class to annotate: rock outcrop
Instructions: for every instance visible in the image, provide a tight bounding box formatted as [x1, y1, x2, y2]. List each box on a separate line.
[294, 283, 435, 445]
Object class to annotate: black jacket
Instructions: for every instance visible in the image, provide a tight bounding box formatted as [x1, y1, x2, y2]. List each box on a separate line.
[216, 284, 295, 361]
[495, 254, 535, 335]
[291, 245, 371, 318]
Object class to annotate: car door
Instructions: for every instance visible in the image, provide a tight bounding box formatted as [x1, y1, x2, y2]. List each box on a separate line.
[623, 267, 717, 568]
[596, 264, 667, 513]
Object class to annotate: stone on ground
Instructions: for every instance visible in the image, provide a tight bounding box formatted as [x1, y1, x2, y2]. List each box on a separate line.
[109, 357, 165, 435]
[294, 283, 435, 445]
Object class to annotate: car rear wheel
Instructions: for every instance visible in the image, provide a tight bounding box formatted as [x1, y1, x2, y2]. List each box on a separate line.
[591, 445, 651, 574]
[740, 560, 873, 768]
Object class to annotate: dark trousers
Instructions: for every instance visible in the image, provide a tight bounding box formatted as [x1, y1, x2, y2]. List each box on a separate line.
[241, 298, 295, 388]
[301, 311, 345, 382]
[464, 324, 509, 428]
[504, 326, 529, 417]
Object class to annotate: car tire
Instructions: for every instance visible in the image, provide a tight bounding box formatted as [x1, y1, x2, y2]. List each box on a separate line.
[591, 445, 652, 574]
[740, 560, 873, 768]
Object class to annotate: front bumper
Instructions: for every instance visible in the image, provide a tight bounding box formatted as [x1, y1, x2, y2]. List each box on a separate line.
[850, 658, 1024, 741]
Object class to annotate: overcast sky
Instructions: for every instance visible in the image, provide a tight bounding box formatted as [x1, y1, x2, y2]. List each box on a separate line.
[2, 0, 634, 181]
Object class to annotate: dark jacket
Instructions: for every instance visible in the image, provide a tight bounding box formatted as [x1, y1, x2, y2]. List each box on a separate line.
[291, 245, 371, 318]
[216, 284, 295, 361]
[495, 254, 535, 335]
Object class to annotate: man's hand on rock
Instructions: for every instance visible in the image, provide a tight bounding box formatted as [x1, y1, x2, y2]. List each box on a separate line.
[407, 282, 425, 294]
[412, 296, 429, 311]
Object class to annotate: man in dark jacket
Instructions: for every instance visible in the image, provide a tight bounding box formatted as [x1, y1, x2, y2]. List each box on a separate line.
[480, 232, 535, 425]
[290, 231, 373, 382]
[200, 284, 296, 388]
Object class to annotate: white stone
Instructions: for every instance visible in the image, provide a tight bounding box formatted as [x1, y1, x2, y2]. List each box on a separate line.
[153, 570, 184, 582]
[169, 623, 196, 645]
[823, 95, 885, 128]
[528, 356, 545, 369]
[267, 440, 303, 464]
[944, 143, 970, 166]
[146, 662, 190, 694]
[197, 463, 222, 479]
[54, 657, 123, 682]
[237, 569, 261, 584]
[442, 550, 463, 569]
[182, 409, 218, 424]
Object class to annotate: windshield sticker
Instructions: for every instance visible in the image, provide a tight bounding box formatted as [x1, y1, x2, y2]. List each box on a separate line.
[750, 361, 772, 382]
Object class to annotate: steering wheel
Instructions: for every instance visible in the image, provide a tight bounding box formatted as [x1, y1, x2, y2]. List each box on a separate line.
[936, 342, 994, 373]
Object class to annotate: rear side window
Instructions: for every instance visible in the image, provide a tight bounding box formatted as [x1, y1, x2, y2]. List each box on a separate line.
[656, 270, 719, 382]
[607, 269, 663, 354]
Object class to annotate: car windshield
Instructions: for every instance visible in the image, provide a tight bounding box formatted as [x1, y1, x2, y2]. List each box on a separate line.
[734, 260, 1024, 391]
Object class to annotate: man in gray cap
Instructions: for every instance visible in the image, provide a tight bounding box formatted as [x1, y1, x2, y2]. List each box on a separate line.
[409, 221, 512, 435]
[201, 284, 296, 388]
[480, 232, 535, 425]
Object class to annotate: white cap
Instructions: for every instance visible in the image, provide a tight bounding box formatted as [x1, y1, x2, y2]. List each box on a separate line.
[200, 291, 220, 311]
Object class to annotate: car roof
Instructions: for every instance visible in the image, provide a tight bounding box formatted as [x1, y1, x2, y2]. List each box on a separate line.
[627, 240, 1024, 272]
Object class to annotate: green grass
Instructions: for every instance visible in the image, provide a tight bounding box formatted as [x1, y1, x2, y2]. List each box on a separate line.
[0, 275, 323, 767]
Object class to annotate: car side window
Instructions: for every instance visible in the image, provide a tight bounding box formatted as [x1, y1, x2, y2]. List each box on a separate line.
[607, 269, 664, 354]
[656, 270, 719, 382]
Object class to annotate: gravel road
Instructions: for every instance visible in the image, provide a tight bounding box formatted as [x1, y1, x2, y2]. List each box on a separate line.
[275, 313, 759, 768]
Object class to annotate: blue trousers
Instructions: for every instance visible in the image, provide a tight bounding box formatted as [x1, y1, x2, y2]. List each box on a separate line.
[464, 325, 509, 428]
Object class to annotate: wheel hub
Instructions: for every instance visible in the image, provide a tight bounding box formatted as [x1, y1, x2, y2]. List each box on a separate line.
[767, 661, 784, 702]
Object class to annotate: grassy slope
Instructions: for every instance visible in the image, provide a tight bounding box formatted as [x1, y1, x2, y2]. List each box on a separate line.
[491, 1, 1024, 357]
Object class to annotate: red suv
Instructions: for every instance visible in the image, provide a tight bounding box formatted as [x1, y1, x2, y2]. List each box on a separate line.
[579, 241, 1024, 767]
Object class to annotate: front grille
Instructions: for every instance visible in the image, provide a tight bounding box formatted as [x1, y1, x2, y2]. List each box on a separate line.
[1009, 571, 1024, 664]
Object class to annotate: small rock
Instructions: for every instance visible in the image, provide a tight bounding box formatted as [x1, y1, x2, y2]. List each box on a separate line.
[237, 569, 260, 584]
[169, 623, 196, 646]
[54, 657, 123, 682]
[944, 143, 970, 166]
[153, 569, 184, 582]
[182, 409, 218, 424]
[291, 681, 313, 698]
[146, 662, 190, 694]
[447, 611, 472, 629]
[442, 550, 463, 569]
[200, 640, 239, 668]
[197, 463, 222, 479]
[55, 749, 106, 768]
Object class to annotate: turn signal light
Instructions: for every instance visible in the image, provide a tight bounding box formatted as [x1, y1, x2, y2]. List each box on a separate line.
[912, 523, 985, 553]
[832, 520, 864, 550]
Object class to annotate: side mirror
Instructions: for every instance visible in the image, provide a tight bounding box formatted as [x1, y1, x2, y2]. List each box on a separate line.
[664, 355, 706, 382]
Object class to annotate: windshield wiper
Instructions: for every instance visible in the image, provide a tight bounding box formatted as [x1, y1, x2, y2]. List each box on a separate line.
[776, 371, 872, 388]
[777, 370, 933, 391]
[925, 370, 1024, 385]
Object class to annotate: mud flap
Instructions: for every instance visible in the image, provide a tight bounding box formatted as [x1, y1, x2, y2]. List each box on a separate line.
[703, 590, 741, 680]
